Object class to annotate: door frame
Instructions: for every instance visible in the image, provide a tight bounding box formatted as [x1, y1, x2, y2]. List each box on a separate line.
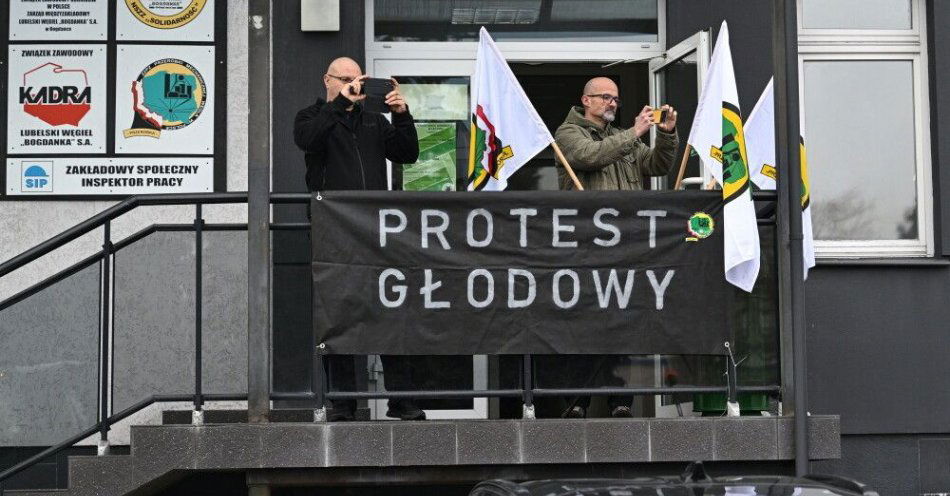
[647, 29, 711, 190]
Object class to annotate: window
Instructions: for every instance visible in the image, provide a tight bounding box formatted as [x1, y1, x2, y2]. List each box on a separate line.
[366, 0, 665, 62]
[798, 0, 932, 257]
[373, 0, 659, 43]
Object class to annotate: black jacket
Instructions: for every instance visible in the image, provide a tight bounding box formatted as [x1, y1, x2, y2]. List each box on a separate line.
[294, 94, 419, 191]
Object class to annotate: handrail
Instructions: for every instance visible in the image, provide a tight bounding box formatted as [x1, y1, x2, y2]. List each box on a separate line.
[274, 385, 780, 401]
[0, 192, 248, 279]
[0, 223, 250, 312]
[0, 393, 247, 487]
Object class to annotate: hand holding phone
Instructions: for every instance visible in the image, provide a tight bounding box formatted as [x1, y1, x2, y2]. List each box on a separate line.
[341, 76, 367, 103]
[655, 104, 677, 132]
[361, 78, 395, 113]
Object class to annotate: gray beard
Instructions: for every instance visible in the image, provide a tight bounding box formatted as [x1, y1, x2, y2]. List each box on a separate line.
[602, 110, 616, 123]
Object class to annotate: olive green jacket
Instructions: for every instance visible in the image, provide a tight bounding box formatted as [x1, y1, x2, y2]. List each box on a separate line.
[554, 106, 678, 190]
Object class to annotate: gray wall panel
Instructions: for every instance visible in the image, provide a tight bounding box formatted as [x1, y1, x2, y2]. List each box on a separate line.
[271, 0, 366, 392]
[811, 435, 920, 496]
[919, 437, 950, 493]
[112, 232, 247, 412]
[928, 1, 950, 254]
[200, 232, 248, 394]
[805, 266, 950, 434]
[0, 265, 100, 446]
[113, 233, 196, 411]
[271, 0, 366, 198]
[667, 0, 774, 115]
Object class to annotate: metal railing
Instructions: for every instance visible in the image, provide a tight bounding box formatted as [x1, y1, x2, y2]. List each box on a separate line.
[0, 190, 781, 490]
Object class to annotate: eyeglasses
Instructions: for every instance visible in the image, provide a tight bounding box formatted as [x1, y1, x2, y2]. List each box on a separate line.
[586, 93, 622, 106]
[327, 73, 357, 84]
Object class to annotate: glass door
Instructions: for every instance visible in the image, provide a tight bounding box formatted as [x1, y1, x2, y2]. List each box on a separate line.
[648, 30, 710, 191]
[369, 59, 488, 420]
[646, 31, 713, 417]
[374, 59, 474, 192]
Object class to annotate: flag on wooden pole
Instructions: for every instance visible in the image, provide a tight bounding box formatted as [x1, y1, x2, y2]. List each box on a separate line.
[687, 21, 761, 292]
[468, 27, 554, 191]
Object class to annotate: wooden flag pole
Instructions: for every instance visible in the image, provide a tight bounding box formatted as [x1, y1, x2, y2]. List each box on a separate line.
[551, 141, 585, 191]
[673, 144, 692, 190]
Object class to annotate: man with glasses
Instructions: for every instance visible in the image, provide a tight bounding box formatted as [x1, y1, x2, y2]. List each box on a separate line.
[545, 77, 678, 418]
[554, 77, 678, 190]
[294, 57, 424, 421]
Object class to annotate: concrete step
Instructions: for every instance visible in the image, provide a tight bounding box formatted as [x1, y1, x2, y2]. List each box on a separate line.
[67, 455, 133, 496]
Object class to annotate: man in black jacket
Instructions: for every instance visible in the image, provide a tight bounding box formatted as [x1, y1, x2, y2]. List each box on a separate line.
[295, 57, 418, 190]
[294, 57, 422, 421]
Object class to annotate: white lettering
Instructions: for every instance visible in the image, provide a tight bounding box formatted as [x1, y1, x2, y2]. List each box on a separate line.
[637, 210, 667, 249]
[646, 269, 675, 310]
[467, 269, 495, 308]
[552, 208, 578, 248]
[552, 269, 580, 309]
[379, 209, 407, 248]
[420, 269, 451, 308]
[593, 208, 621, 247]
[509, 208, 538, 248]
[378, 269, 407, 308]
[420, 209, 451, 250]
[507, 269, 537, 308]
[592, 269, 636, 309]
[466, 208, 494, 247]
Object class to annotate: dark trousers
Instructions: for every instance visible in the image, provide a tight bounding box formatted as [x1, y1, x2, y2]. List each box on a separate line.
[534, 355, 631, 416]
[324, 355, 416, 411]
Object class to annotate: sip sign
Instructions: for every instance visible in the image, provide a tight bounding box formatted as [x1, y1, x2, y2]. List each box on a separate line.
[21, 162, 53, 192]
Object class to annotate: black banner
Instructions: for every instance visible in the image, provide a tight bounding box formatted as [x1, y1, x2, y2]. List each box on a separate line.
[312, 191, 732, 355]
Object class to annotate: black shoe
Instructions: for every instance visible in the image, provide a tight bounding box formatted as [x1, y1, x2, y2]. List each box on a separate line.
[561, 405, 586, 418]
[386, 399, 426, 420]
[610, 405, 633, 418]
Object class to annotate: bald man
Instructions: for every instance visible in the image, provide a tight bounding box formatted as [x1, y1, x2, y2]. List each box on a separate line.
[543, 77, 678, 419]
[554, 77, 678, 190]
[294, 57, 418, 191]
[294, 57, 423, 422]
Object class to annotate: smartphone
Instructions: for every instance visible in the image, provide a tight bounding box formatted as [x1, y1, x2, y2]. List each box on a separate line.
[652, 108, 669, 124]
[361, 78, 394, 113]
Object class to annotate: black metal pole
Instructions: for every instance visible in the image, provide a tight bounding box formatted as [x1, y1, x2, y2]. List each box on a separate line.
[313, 345, 327, 419]
[247, 0, 272, 423]
[99, 221, 113, 452]
[194, 204, 204, 417]
[522, 355, 535, 418]
[772, 0, 809, 476]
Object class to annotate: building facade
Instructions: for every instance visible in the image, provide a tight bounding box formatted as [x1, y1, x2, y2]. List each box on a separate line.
[1, 1, 948, 495]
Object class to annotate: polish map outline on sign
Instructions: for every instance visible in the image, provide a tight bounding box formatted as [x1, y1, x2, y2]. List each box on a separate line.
[19, 62, 92, 127]
[123, 58, 207, 139]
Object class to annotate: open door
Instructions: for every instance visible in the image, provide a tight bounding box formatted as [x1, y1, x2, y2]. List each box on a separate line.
[648, 31, 714, 417]
[648, 30, 711, 191]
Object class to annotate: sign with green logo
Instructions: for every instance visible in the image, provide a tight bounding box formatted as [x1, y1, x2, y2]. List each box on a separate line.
[403, 122, 457, 192]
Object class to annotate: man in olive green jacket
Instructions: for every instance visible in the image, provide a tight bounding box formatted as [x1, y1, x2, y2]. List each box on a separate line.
[555, 77, 679, 190]
[543, 78, 679, 419]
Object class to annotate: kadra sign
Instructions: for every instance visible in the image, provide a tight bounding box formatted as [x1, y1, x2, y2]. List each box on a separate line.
[19, 62, 92, 126]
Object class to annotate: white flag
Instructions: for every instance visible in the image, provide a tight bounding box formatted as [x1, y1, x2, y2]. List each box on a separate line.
[687, 21, 760, 292]
[468, 27, 553, 191]
[745, 78, 816, 279]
